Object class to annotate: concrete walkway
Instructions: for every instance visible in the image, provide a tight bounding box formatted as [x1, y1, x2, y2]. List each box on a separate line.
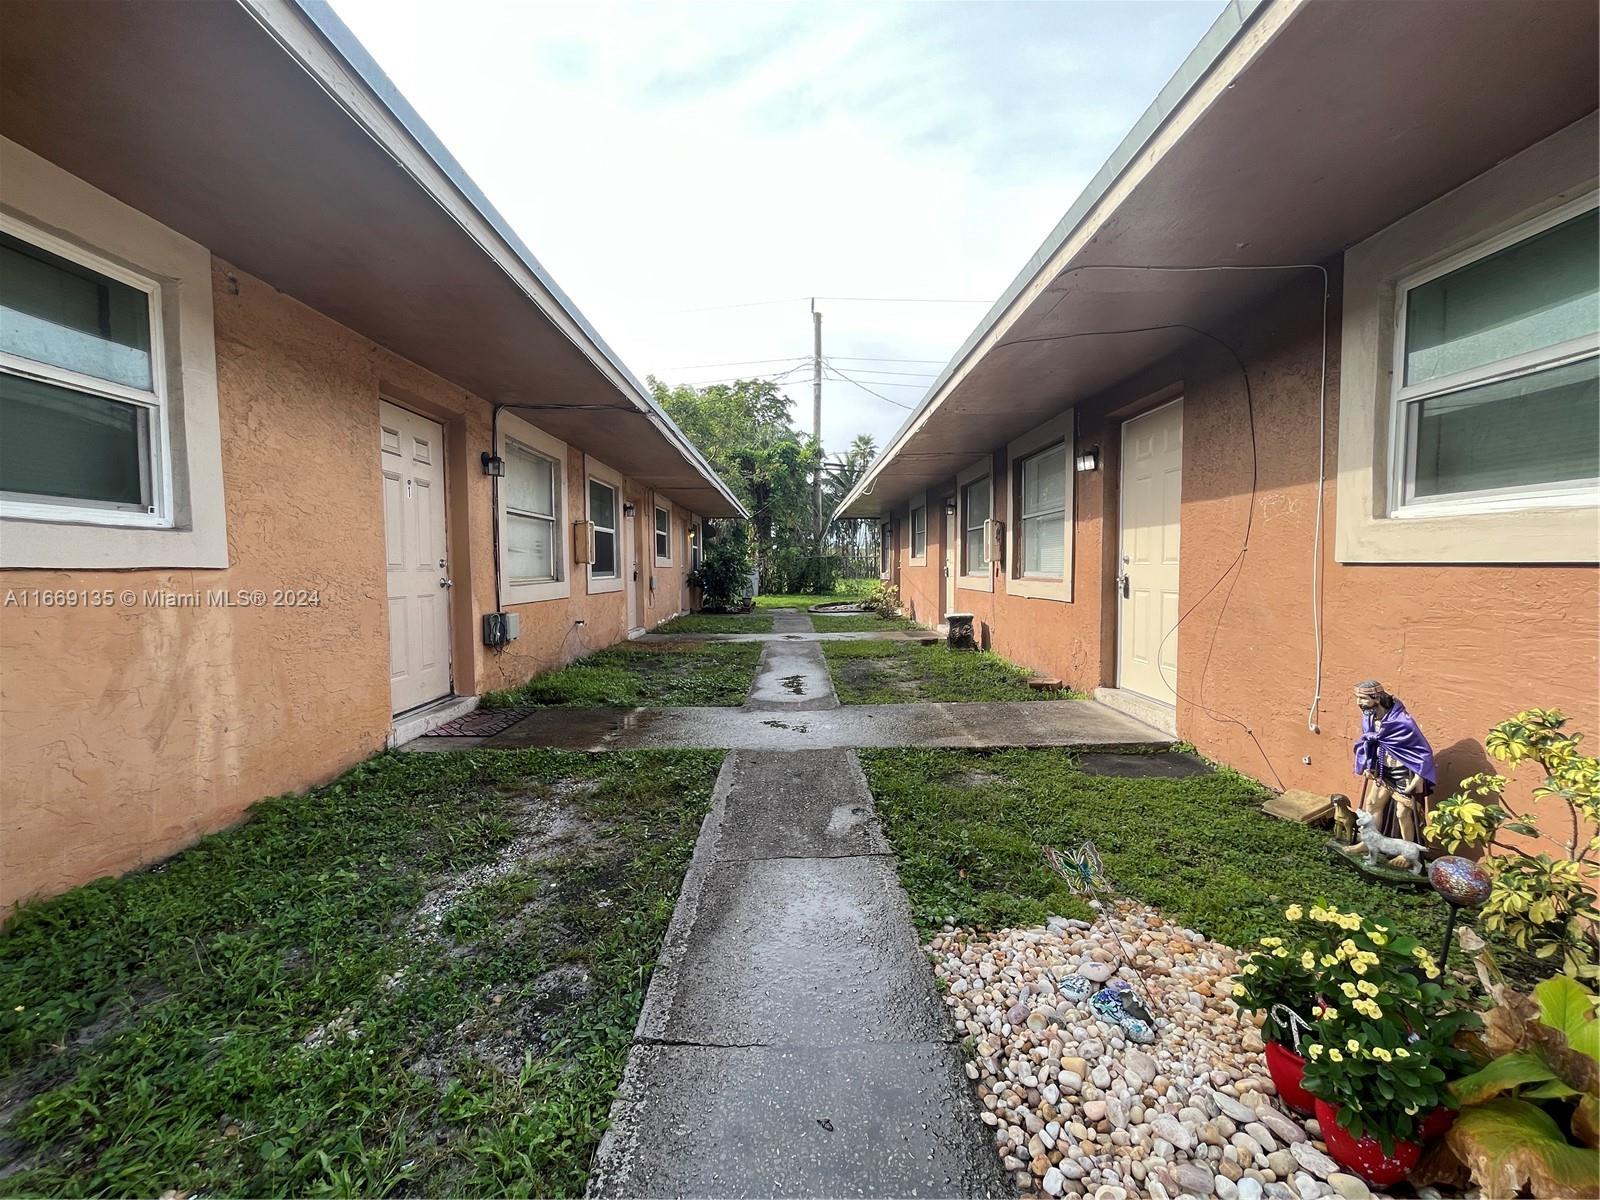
[588, 610, 1008, 1197]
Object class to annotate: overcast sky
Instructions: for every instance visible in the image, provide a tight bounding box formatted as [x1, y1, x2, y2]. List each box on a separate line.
[330, 0, 1225, 456]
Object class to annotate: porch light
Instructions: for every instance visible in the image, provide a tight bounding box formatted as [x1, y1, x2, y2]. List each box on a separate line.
[480, 451, 505, 477]
[943, 496, 958, 514]
[1075, 446, 1100, 473]
[623, 502, 637, 517]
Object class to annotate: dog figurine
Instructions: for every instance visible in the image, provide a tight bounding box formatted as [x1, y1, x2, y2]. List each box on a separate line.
[1355, 808, 1426, 875]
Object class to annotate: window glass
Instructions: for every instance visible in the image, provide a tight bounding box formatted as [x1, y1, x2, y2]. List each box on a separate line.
[1404, 209, 1598, 387]
[1020, 443, 1067, 575]
[507, 513, 555, 583]
[0, 372, 149, 509]
[911, 504, 926, 557]
[962, 479, 990, 572]
[655, 506, 670, 559]
[589, 479, 617, 577]
[0, 231, 153, 390]
[506, 443, 554, 517]
[1408, 358, 1598, 501]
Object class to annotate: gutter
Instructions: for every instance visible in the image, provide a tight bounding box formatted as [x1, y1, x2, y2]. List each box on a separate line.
[833, 0, 1273, 521]
[244, 0, 748, 519]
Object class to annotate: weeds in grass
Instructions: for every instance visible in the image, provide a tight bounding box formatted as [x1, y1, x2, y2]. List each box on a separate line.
[752, 582, 872, 610]
[652, 613, 773, 635]
[0, 748, 721, 1197]
[480, 642, 760, 709]
[808, 613, 925, 633]
[823, 640, 1081, 704]
[861, 747, 1447, 949]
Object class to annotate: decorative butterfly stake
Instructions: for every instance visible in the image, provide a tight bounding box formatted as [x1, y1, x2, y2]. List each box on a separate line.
[1043, 840, 1160, 1017]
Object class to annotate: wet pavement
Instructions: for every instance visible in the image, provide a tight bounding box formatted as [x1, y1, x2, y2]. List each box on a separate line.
[588, 610, 1008, 1197]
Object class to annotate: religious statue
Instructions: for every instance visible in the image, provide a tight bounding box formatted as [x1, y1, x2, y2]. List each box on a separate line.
[1351, 679, 1436, 844]
[1330, 792, 1357, 849]
[1354, 808, 1426, 875]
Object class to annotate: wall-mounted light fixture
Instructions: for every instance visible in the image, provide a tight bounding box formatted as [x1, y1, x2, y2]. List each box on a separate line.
[481, 451, 505, 477]
[943, 495, 958, 514]
[1075, 446, 1100, 473]
[622, 502, 637, 518]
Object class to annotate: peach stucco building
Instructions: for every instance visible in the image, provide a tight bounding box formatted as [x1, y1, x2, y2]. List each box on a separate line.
[840, 0, 1599, 838]
[0, 1, 744, 909]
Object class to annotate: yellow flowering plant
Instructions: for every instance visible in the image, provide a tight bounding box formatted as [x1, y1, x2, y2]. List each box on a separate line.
[1258, 904, 1483, 1152]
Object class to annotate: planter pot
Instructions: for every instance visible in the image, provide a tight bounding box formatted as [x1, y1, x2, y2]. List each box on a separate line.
[1418, 1105, 1455, 1144]
[1264, 1040, 1317, 1115]
[1313, 1098, 1423, 1188]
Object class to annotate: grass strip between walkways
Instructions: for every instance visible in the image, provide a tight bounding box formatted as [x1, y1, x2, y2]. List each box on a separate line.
[861, 747, 1446, 949]
[0, 748, 722, 1198]
[823, 639, 1080, 704]
[481, 641, 762, 709]
[652, 613, 774, 634]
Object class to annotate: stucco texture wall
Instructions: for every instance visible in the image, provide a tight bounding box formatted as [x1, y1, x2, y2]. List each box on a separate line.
[1, 261, 703, 909]
[883, 273, 1598, 842]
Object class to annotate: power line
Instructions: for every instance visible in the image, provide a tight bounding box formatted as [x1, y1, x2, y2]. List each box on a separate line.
[829, 355, 949, 364]
[814, 295, 991, 305]
[822, 360, 938, 379]
[823, 364, 916, 409]
[661, 355, 811, 370]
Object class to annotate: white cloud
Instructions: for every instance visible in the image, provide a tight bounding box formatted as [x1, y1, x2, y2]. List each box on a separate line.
[329, 0, 1225, 454]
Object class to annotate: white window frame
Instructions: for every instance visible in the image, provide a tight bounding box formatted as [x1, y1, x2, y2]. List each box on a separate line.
[1337, 114, 1598, 564]
[584, 456, 624, 594]
[688, 515, 703, 572]
[1, 216, 172, 526]
[1387, 192, 1598, 520]
[653, 500, 672, 566]
[879, 520, 892, 576]
[0, 137, 226, 568]
[497, 412, 569, 605]
[908, 494, 928, 564]
[1005, 410, 1075, 602]
[955, 457, 994, 593]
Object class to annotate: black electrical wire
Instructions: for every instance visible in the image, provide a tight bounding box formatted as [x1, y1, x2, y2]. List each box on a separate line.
[993, 322, 1284, 789]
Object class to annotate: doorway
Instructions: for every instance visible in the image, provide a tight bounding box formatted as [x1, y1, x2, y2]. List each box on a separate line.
[379, 399, 452, 714]
[1116, 398, 1182, 703]
[942, 504, 957, 620]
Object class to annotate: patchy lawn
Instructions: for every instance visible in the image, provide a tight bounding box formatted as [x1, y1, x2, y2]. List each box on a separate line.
[0, 748, 721, 1199]
[652, 613, 773, 634]
[752, 582, 872, 609]
[822, 639, 1075, 704]
[808, 612, 925, 632]
[860, 747, 1445, 948]
[481, 642, 761, 709]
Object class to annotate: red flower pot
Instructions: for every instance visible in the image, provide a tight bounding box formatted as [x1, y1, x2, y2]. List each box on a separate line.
[1314, 1098, 1423, 1188]
[1418, 1105, 1455, 1143]
[1264, 1040, 1317, 1115]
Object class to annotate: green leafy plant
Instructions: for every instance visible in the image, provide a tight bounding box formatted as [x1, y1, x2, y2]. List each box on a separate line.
[864, 579, 900, 616]
[687, 520, 751, 609]
[1229, 929, 1317, 1043]
[1237, 902, 1479, 1152]
[1413, 965, 1599, 1198]
[1425, 710, 1600, 978]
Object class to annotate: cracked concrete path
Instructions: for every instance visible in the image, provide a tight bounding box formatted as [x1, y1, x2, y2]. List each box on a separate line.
[589, 608, 1005, 1197]
[588, 748, 1007, 1199]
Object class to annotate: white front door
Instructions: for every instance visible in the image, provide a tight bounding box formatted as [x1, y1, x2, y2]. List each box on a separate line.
[623, 508, 641, 633]
[943, 506, 957, 618]
[1117, 399, 1182, 703]
[380, 400, 452, 714]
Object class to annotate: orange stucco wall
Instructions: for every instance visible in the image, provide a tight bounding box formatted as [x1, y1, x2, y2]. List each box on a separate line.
[888, 272, 1599, 840]
[1, 261, 704, 910]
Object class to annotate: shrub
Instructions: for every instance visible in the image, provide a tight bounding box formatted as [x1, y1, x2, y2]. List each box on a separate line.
[864, 580, 900, 616]
[689, 521, 751, 608]
[1425, 709, 1599, 979]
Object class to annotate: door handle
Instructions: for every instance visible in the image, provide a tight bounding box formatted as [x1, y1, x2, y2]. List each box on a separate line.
[440, 577, 453, 589]
[1116, 573, 1130, 599]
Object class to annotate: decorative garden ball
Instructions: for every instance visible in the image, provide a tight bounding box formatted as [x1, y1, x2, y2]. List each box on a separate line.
[1428, 854, 1492, 969]
[1428, 855, 1492, 907]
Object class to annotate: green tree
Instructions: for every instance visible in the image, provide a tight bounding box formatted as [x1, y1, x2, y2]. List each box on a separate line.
[649, 377, 821, 581]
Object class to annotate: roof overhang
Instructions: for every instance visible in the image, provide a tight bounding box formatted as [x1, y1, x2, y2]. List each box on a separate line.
[838, 0, 1599, 518]
[0, 0, 747, 518]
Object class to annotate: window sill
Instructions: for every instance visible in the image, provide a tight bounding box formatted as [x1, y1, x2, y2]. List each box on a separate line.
[957, 572, 994, 594]
[587, 571, 624, 595]
[1007, 575, 1071, 602]
[504, 578, 571, 606]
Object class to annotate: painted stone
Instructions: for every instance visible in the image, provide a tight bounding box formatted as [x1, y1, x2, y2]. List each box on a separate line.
[1428, 855, 1492, 908]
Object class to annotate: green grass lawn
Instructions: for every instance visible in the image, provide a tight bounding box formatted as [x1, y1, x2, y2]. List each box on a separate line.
[822, 639, 1075, 704]
[481, 642, 761, 708]
[0, 748, 722, 1198]
[861, 747, 1446, 949]
[652, 613, 774, 634]
[808, 612, 925, 633]
[753, 580, 873, 610]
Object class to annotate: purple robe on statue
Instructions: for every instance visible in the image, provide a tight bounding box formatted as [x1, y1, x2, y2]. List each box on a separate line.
[1353, 697, 1437, 794]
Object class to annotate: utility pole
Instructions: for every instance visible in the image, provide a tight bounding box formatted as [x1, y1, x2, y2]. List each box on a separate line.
[812, 299, 823, 545]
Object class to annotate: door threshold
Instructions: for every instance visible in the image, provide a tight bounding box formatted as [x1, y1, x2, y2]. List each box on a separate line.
[389, 693, 478, 747]
[1093, 686, 1178, 736]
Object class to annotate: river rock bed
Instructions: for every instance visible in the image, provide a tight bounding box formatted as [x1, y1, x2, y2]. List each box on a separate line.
[930, 901, 1399, 1200]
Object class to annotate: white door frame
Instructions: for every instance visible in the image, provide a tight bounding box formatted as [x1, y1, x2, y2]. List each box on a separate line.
[1115, 396, 1183, 702]
[943, 504, 958, 620]
[379, 398, 453, 715]
[623, 506, 642, 635]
